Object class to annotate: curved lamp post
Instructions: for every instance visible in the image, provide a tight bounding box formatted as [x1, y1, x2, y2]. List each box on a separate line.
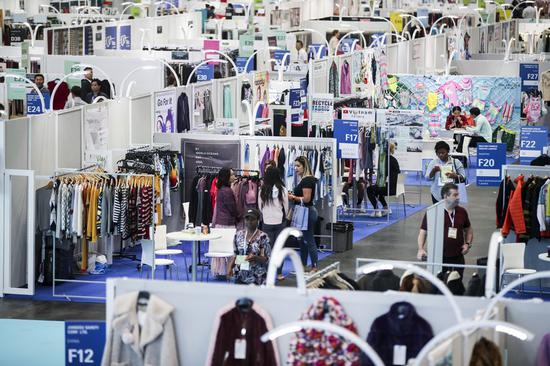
[154, 0, 180, 15]
[49, 70, 87, 110]
[413, 320, 534, 366]
[120, 65, 159, 97]
[357, 261, 464, 323]
[119, 2, 149, 21]
[0, 73, 46, 112]
[400, 14, 427, 39]
[186, 59, 228, 86]
[510, 0, 534, 19]
[266, 227, 303, 287]
[486, 1, 512, 20]
[334, 30, 367, 56]
[429, 15, 458, 35]
[39, 5, 66, 25]
[261, 320, 385, 366]
[202, 49, 239, 76]
[13, 22, 42, 47]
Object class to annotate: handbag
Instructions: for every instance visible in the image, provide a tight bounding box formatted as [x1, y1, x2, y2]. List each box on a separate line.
[291, 203, 309, 231]
[452, 158, 468, 204]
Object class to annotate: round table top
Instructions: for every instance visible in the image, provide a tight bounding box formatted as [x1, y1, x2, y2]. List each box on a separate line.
[538, 253, 550, 262]
[452, 128, 473, 135]
[167, 230, 222, 242]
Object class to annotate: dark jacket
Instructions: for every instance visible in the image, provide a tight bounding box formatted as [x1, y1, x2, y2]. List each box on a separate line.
[215, 186, 238, 226]
[85, 91, 108, 104]
[364, 302, 433, 366]
[177, 92, 190, 132]
[47, 80, 69, 110]
[358, 270, 400, 292]
[496, 177, 515, 228]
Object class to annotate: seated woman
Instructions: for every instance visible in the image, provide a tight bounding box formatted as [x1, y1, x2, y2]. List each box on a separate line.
[445, 106, 467, 130]
[457, 107, 492, 152]
[227, 209, 271, 285]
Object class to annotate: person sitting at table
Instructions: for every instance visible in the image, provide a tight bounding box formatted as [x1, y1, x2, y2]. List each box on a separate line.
[457, 107, 492, 152]
[445, 106, 467, 130]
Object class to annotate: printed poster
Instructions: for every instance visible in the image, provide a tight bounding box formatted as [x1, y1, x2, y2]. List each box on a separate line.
[154, 89, 177, 133]
[64, 60, 82, 88]
[83, 103, 109, 157]
[105, 26, 117, 49]
[254, 71, 269, 114]
[6, 68, 26, 100]
[310, 93, 334, 128]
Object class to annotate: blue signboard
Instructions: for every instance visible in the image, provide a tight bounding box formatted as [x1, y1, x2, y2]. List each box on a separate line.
[273, 50, 290, 70]
[236, 56, 253, 73]
[300, 78, 307, 110]
[289, 88, 301, 109]
[196, 64, 214, 82]
[520, 126, 548, 164]
[26, 92, 50, 115]
[105, 26, 117, 49]
[519, 63, 539, 93]
[119, 25, 131, 50]
[334, 119, 359, 159]
[476, 143, 506, 186]
[65, 321, 106, 365]
[308, 44, 328, 59]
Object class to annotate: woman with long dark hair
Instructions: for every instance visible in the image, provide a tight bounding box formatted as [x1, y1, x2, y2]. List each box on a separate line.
[288, 156, 318, 273]
[259, 166, 289, 280]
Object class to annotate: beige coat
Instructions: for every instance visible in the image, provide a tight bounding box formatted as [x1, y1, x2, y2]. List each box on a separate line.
[101, 292, 179, 366]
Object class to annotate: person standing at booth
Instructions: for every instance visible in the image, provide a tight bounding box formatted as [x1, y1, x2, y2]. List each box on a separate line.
[259, 166, 289, 281]
[32, 74, 50, 96]
[329, 30, 340, 54]
[367, 143, 401, 217]
[417, 183, 473, 277]
[288, 156, 318, 273]
[80, 67, 93, 99]
[426, 141, 466, 204]
[295, 40, 308, 63]
[85, 79, 109, 104]
[213, 167, 239, 228]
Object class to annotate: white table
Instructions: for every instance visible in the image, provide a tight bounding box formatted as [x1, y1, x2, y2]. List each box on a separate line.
[166, 231, 221, 281]
[538, 252, 550, 262]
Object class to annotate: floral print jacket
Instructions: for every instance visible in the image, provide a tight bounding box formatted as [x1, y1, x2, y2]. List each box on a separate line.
[232, 229, 271, 285]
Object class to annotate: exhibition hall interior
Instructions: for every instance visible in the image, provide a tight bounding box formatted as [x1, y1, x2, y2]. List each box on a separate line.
[2, 0, 550, 364]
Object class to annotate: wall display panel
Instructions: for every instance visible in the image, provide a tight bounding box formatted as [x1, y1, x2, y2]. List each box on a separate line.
[30, 114, 56, 176]
[131, 94, 153, 145]
[57, 109, 83, 169]
[310, 59, 328, 94]
[384, 75, 522, 133]
[154, 89, 177, 133]
[4, 118, 30, 170]
[108, 98, 130, 150]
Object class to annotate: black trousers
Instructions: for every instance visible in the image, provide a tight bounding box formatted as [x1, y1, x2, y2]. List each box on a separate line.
[366, 186, 388, 209]
[457, 136, 487, 152]
[443, 254, 465, 277]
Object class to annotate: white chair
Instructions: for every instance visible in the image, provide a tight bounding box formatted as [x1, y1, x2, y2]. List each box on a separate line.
[155, 225, 183, 256]
[182, 202, 190, 227]
[140, 237, 177, 280]
[461, 135, 472, 168]
[204, 228, 236, 281]
[500, 242, 538, 292]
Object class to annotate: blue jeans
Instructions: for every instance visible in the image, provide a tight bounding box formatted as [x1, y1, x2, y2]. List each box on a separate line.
[299, 206, 318, 268]
[262, 222, 286, 275]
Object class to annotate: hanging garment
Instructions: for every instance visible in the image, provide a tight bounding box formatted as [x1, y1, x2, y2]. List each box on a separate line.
[340, 60, 352, 95]
[329, 61, 339, 97]
[502, 175, 527, 237]
[203, 89, 215, 125]
[536, 333, 550, 366]
[287, 296, 361, 365]
[47, 80, 70, 110]
[524, 96, 542, 124]
[206, 302, 279, 366]
[176, 92, 190, 132]
[437, 80, 463, 107]
[101, 292, 179, 366]
[241, 82, 253, 103]
[223, 84, 233, 118]
[364, 301, 433, 366]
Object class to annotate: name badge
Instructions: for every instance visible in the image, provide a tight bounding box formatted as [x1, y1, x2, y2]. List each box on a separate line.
[448, 227, 458, 239]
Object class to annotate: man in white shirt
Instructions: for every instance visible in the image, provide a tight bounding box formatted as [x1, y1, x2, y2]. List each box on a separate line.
[329, 30, 340, 54]
[295, 40, 308, 63]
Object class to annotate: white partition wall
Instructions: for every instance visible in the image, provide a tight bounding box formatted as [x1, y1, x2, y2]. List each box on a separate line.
[30, 114, 56, 176]
[130, 94, 153, 145]
[57, 109, 83, 170]
[4, 117, 30, 170]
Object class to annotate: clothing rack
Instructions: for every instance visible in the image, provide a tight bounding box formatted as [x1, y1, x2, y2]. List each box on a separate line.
[305, 261, 340, 285]
[51, 171, 156, 301]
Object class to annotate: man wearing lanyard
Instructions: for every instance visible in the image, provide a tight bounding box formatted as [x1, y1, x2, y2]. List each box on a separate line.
[417, 183, 473, 277]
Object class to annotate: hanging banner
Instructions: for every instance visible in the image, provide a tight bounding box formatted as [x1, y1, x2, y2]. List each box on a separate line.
[390, 11, 403, 32]
[520, 126, 547, 164]
[310, 93, 334, 127]
[6, 68, 26, 100]
[334, 119, 359, 159]
[26, 92, 50, 115]
[300, 77, 308, 110]
[341, 108, 376, 126]
[154, 89, 177, 133]
[83, 103, 109, 160]
[476, 143, 506, 186]
[119, 25, 131, 50]
[65, 321, 105, 366]
[20, 40, 30, 71]
[204, 39, 220, 64]
[236, 57, 253, 73]
[254, 71, 269, 113]
[196, 64, 214, 82]
[289, 88, 301, 109]
[519, 63, 539, 93]
[9, 27, 26, 43]
[308, 44, 328, 59]
[105, 26, 117, 49]
[273, 50, 290, 71]
[340, 39, 357, 54]
[239, 34, 255, 58]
